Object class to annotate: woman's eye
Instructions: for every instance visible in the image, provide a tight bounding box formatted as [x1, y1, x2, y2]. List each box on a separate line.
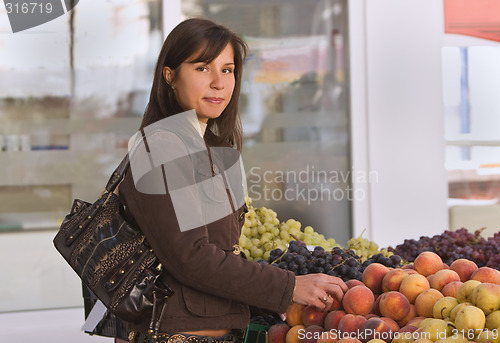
[222, 68, 233, 74]
[196, 66, 208, 72]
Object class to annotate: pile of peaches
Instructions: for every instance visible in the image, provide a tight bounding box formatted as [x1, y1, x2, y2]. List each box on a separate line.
[268, 251, 500, 343]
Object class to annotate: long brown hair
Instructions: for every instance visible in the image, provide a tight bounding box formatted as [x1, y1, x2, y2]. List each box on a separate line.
[140, 18, 248, 151]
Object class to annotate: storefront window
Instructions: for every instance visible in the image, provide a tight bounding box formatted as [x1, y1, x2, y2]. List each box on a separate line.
[181, 0, 352, 245]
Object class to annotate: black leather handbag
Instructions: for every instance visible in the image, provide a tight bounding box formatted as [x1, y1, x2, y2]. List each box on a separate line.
[53, 154, 173, 332]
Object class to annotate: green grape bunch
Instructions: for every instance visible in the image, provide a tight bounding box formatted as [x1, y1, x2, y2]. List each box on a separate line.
[240, 197, 339, 261]
[347, 230, 393, 262]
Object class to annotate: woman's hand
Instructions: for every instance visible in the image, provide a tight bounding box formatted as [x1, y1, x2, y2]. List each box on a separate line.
[292, 274, 348, 311]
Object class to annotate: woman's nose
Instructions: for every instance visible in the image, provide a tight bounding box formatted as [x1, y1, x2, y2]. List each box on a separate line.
[210, 72, 224, 90]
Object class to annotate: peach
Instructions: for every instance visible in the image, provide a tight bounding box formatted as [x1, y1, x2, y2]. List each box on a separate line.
[414, 288, 444, 318]
[413, 251, 443, 276]
[401, 264, 414, 270]
[380, 317, 400, 332]
[382, 269, 408, 293]
[441, 280, 463, 298]
[470, 266, 500, 285]
[378, 291, 411, 321]
[324, 310, 347, 331]
[300, 325, 324, 343]
[302, 305, 329, 327]
[426, 274, 434, 285]
[337, 314, 367, 337]
[399, 274, 430, 304]
[269, 323, 291, 343]
[286, 303, 306, 326]
[330, 295, 343, 311]
[393, 326, 418, 343]
[398, 325, 417, 334]
[450, 258, 478, 282]
[286, 324, 306, 343]
[404, 269, 418, 275]
[372, 294, 382, 316]
[397, 304, 417, 327]
[346, 279, 365, 289]
[429, 269, 461, 291]
[316, 331, 340, 343]
[336, 339, 362, 343]
[405, 316, 425, 328]
[365, 313, 378, 320]
[360, 317, 393, 343]
[362, 263, 390, 294]
[342, 285, 375, 316]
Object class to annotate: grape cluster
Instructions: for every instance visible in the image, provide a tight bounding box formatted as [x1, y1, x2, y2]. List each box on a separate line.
[388, 228, 500, 269]
[347, 231, 393, 262]
[362, 253, 402, 268]
[240, 197, 339, 261]
[265, 240, 365, 281]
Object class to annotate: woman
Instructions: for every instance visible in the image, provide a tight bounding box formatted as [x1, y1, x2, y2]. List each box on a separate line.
[119, 18, 347, 343]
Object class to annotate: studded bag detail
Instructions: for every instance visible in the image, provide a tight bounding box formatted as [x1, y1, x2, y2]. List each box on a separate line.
[53, 154, 173, 332]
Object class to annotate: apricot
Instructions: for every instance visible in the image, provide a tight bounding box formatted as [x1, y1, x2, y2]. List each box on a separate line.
[378, 291, 411, 321]
[429, 269, 461, 292]
[286, 324, 306, 343]
[399, 274, 430, 304]
[449, 258, 478, 282]
[362, 263, 390, 294]
[286, 303, 306, 326]
[414, 288, 444, 318]
[300, 325, 324, 343]
[413, 251, 443, 277]
[342, 285, 375, 316]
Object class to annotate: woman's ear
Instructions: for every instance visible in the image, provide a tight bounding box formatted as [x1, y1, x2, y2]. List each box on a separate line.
[163, 66, 174, 85]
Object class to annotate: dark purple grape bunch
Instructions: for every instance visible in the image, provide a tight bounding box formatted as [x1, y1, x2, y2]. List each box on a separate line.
[266, 241, 365, 282]
[388, 228, 500, 269]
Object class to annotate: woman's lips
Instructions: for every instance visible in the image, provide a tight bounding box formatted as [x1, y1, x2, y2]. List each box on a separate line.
[203, 97, 224, 104]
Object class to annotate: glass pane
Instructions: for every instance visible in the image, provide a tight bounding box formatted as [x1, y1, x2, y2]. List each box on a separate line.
[182, 0, 351, 244]
[0, 0, 163, 312]
[443, 46, 500, 236]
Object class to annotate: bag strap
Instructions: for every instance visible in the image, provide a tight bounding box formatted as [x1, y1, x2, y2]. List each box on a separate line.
[105, 129, 147, 193]
[105, 154, 130, 193]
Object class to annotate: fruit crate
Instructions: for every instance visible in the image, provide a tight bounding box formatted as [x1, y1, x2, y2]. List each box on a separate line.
[82, 283, 129, 341]
[243, 323, 268, 343]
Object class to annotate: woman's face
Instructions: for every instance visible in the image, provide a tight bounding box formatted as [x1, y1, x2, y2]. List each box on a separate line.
[164, 43, 236, 123]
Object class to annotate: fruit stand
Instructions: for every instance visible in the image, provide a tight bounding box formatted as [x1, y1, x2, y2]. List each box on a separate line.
[85, 198, 500, 343]
[243, 199, 500, 343]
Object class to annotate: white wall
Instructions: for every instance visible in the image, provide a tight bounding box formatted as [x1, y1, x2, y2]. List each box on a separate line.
[349, 0, 448, 248]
